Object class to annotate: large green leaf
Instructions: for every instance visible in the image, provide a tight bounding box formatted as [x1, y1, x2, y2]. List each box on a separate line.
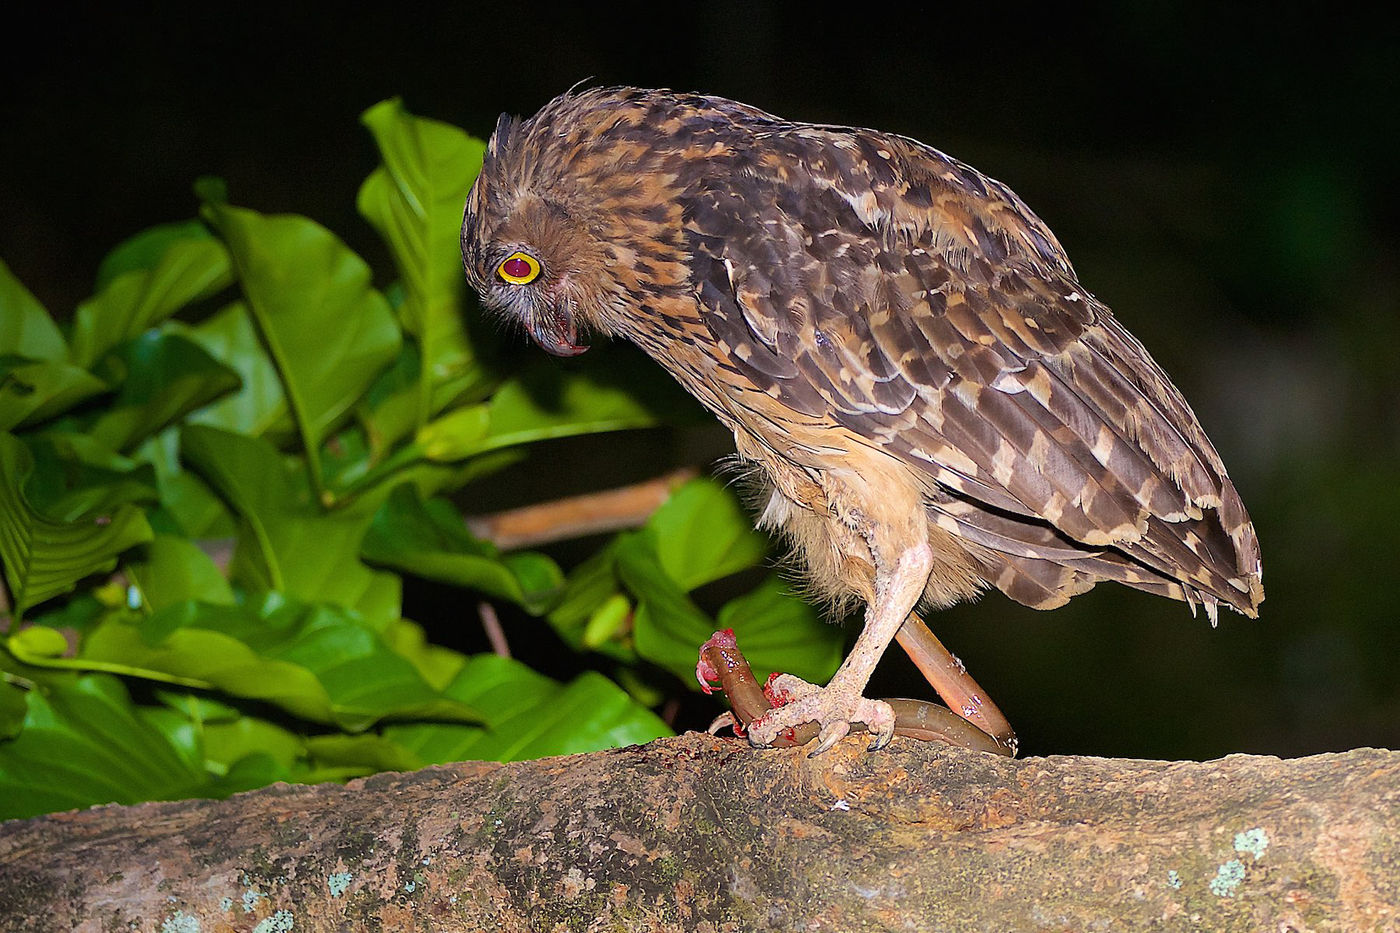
[380, 617, 468, 692]
[617, 523, 844, 686]
[199, 196, 401, 492]
[127, 534, 235, 612]
[475, 365, 666, 454]
[0, 679, 26, 739]
[0, 433, 153, 619]
[384, 654, 669, 763]
[358, 99, 486, 429]
[70, 221, 233, 368]
[647, 478, 767, 591]
[616, 531, 718, 679]
[86, 331, 242, 452]
[0, 262, 101, 431]
[197, 714, 304, 775]
[136, 702, 307, 791]
[406, 359, 670, 467]
[20, 432, 159, 523]
[180, 425, 400, 628]
[0, 257, 67, 362]
[0, 673, 209, 821]
[79, 598, 479, 732]
[135, 429, 235, 539]
[362, 484, 563, 614]
[545, 543, 637, 661]
[0, 358, 108, 432]
[175, 301, 289, 437]
[714, 576, 845, 685]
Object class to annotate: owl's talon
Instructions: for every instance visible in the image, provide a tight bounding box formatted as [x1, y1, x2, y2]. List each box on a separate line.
[708, 711, 749, 738]
[810, 721, 850, 757]
[867, 720, 896, 752]
[745, 677, 896, 753]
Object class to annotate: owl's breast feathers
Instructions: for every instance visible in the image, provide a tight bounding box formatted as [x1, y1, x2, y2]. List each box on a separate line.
[505, 88, 1264, 620]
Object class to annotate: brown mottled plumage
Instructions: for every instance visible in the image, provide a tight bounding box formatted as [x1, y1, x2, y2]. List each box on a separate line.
[461, 87, 1263, 754]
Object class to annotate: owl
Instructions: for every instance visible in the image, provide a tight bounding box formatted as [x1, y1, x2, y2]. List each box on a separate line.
[460, 87, 1263, 755]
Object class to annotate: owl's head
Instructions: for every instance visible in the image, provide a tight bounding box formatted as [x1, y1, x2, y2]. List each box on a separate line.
[460, 105, 630, 358]
[462, 88, 719, 358]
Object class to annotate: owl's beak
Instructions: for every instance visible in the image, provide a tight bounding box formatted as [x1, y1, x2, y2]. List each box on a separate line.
[526, 304, 589, 357]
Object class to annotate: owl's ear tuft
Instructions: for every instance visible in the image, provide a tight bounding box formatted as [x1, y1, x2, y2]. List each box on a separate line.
[490, 113, 520, 157]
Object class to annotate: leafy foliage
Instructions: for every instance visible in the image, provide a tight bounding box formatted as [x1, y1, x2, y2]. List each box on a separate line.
[0, 99, 841, 821]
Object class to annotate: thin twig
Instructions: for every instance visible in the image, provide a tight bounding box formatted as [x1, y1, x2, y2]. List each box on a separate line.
[478, 601, 510, 659]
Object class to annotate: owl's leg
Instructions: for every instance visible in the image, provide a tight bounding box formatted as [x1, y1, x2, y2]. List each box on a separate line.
[895, 615, 1018, 755]
[746, 540, 933, 755]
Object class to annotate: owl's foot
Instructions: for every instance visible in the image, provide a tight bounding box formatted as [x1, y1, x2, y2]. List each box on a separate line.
[746, 673, 896, 755]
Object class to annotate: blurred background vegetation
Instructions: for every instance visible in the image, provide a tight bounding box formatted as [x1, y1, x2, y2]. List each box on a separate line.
[2, 3, 1395, 769]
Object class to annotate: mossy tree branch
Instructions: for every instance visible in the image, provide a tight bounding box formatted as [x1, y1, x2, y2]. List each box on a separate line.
[0, 737, 1395, 931]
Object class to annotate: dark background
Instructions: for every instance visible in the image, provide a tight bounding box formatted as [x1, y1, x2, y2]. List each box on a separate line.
[4, 4, 1397, 760]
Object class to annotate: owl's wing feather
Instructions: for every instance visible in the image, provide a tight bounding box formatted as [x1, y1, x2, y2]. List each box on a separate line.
[686, 127, 1262, 617]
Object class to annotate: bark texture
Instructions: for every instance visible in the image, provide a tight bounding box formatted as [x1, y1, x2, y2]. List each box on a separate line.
[0, 736, 1395, 932]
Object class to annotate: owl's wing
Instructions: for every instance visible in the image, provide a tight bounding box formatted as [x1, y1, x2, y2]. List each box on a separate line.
[685, 129, 1262, 618]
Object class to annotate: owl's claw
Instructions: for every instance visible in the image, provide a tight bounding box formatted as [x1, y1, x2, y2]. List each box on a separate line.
[746, 674, 896, 755]
[707, 711, 741, 736]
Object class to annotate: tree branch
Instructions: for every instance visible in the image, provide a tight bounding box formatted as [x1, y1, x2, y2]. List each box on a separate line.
[0, 738, 1395, 931]
[465, 467, 696, 549]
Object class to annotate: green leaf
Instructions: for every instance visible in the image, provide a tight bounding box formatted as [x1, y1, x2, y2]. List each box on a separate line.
[135, 429, 235, 539]
[200, 715, 305, 774]
[128, 534, 235, 612]
[369, 350, 686, 470]
[615, 531, 719, 681]
[358, 343, 498, 461]
[85, 331, 242, 452]
[362, 484, 563, 614]
[199, 198, 402, 494]
[181, 425, 400, 628]
[15, 592, 109, 642]
[0, 265, 101, 430]
[475, 364, 665, 455]
[0, 258, 67, 362]
[7, 624, 71, 660]
[0, 673, 209, 821]
[714, 576, 844, 685]
[582, 593, 633, 649]
[545, 544, 636, 661]
[304, 733, 421, 774]
[71, 222, 233, 368]
[0, 433, 153, 619]
[413, 403, 491, 462]
[358, 99, 486, 429]
[174, 301, 289, 437]
[355, 342, 425, 455]
[0, 679, 27, 739]
[21, 433, 159, 523]
[381, 617, 468, 691]
[0, 358, 108, 432]
[384, 654, 670, 763]
[81, 598, 480, 732]
[141, 691, 309, 784]
[647, 478, 767, 591]
[93, 219, 218, 291]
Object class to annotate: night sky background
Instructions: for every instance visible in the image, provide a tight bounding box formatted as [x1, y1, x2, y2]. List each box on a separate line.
[4, 4, 1397, 760]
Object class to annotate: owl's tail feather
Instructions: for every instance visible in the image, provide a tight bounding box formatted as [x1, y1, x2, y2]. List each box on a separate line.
[930, 484, 1263, 621]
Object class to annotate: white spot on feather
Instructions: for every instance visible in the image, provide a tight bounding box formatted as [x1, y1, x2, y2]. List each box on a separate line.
[834, 188, 888, 226]
[992, 440, 1018, 486]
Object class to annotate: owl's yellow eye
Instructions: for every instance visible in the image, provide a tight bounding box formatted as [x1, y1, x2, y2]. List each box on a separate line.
[497, 251, 542, 285]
